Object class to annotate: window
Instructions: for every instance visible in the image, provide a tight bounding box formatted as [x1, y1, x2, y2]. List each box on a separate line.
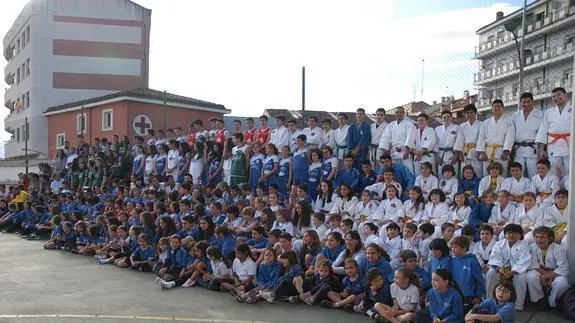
[16, 39, 20, 54]
[512, 83, 519, 95]
[77, 114, 87, 134]
[25, 92, 30, 109]
[564, 68, 573, 82]
[21, 63, 25, 80]
[21, 95, 26, 109]
[26, 59, 30, 76]
[56, 133, 66, 149]
[16, 128, 20, 142]
[535, 12, 545, 22]
[487, 35, 495, 42]
[496, 87, 504, 98]
[21, 32, 26, 48]
[102, 109, 113, 131]
[16, 68, 20, 84]
[26, 26, 30, 44]
[22, 125, 28, 141]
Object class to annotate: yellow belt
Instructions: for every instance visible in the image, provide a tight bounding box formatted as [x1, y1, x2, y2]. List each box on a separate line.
[464, 143, 476, 157]
[487, 143, 503, 161]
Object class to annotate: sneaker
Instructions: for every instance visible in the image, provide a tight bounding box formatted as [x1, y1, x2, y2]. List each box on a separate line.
[260, 291, 275, 303]
[26, 233, 39, 240]
[98, 258, 110, 265]
[94, 255, 107, 260]
[353, 305, 361, 313]
[373, 314, 387, 323]
[320, 300, 337, 308]
[229, 289, 244, 302]
[302, 297, 314, 306]
[155, 277, 162, 285]
[288, 295, 299, 304]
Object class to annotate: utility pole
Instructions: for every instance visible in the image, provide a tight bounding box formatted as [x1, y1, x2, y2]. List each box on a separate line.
[518, 0, 527, 96]
[24, 116, 28, 176]
[302, 66, 306, 111]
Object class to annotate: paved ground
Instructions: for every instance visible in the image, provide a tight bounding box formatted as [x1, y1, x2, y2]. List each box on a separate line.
[0, 233, 571, 323]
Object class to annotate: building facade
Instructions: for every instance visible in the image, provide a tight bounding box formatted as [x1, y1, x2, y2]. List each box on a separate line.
[43, 89, 230, 157]
[474, 0, 574, 111]
[3, 0, 151, 158]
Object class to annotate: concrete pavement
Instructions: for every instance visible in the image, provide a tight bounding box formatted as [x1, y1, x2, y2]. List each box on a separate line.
[0, 233, 571, 323]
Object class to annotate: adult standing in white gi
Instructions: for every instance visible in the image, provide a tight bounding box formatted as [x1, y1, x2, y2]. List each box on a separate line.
[477, 99, 515, 177]
[513, 92, 543, 179]
[379, 107, 415, 175]
[405, 113, 437, 177]
[329, 113, 350, 162]
[455, 104, 483, 177]
[370, 108, 388, 169]
[435, 111, 461, 177]
[536, 87, 572, 180]
[269, 115, 290, 150]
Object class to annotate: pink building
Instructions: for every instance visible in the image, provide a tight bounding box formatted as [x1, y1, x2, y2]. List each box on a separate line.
[3, 0, 151, 158]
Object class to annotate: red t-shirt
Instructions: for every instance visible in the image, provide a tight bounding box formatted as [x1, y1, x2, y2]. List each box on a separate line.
[244, 128, 256, 145]
[256, 128, 271, 145]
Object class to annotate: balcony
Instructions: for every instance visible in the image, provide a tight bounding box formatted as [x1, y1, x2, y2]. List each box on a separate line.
[474, 42, 575, 85]
[475, 5, 575, 59]
[3, 45, 15, 61]
[4, 65, 14, 86]
[477, 76, 574, 111]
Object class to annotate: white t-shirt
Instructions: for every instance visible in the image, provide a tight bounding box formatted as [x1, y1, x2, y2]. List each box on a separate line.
[210, 259, 231, 278]
[232, 257, 257, 281]
[390, 283, 420, 310]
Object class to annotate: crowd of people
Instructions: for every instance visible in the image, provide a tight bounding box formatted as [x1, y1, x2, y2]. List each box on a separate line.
[0, 86, 572, 323]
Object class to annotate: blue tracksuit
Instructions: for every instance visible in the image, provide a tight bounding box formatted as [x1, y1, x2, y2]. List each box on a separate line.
[452, 253, 485, 299]
[429, 255, 452, 273]
[320, 244, 346, 263]
[469, 202, 494, 240]
[359, 257, 394, 283]
[277, 158, 291, 195]
[249, 154, 264, 192]
[247, 237, 268, 249]
[164, 247, 187, 271]
[308, 162, 322, 200]
[292, 149, 308, 185]
[132, 246, 157, 262]
[263, 156, 278, 187]
[426, 286, 465, 322]
[342, 275, 365, 295]
[359, 171, 377, 191]
[334, 167, 360, 189]
[215, 235, 236, 259]
[414, 266, 432, 291]
[472, 299, 515, 323]
[347, 121, 371, 169]
[257, 261, 281, 289]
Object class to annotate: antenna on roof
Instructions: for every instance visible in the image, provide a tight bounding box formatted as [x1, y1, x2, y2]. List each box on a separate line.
[302, 66, 306, 111]
[421, 58, 425, 97]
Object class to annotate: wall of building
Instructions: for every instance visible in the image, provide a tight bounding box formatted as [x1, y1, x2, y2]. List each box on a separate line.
[3, 0, 151, 158]
[46, 100, 226, 157]
[125, 102, 224, 138]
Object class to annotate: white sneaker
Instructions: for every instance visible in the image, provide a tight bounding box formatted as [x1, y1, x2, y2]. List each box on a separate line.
[159, 280, 175, 289]
[260, 291, 275, 303]
[155, 277, 162, 285]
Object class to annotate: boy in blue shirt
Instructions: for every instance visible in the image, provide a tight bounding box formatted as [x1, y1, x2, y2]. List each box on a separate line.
[451, 236, 485, 311]
[334, 155, 360, 190]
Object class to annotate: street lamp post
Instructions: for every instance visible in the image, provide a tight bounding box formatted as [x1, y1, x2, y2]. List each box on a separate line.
[503, 0, 528, 100]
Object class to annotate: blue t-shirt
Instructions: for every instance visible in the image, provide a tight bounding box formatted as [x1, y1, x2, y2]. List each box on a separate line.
[474, 299, 515, 323]
[132, 245, 157, 262]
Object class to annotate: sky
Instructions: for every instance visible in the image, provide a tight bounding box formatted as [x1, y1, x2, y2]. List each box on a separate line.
[0, 0, 525, 146]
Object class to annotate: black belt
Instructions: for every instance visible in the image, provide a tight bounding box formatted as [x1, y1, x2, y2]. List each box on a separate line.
[514, 141, 536, 154]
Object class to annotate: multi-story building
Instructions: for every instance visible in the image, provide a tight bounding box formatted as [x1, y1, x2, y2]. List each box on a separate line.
[474, 0, 574, 112]
[3, 0, 151, 158]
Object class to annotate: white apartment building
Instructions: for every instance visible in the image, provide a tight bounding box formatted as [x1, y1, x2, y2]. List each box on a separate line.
[3, 0, 151, 158]
[474, 0, 574, 111]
